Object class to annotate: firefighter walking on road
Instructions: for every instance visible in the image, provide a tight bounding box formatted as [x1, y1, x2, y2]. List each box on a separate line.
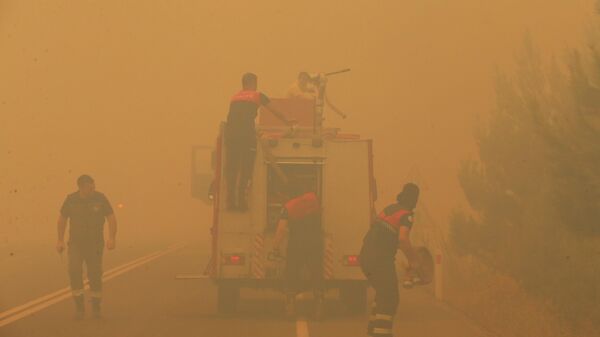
[272, 184, 324, 319]
[56, 175, 118, 319]
[359, 183, 421, 337]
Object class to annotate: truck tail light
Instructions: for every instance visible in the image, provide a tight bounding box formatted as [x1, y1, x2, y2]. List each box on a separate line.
[222, 254, 246, 265]
[343, 255, 360, 267]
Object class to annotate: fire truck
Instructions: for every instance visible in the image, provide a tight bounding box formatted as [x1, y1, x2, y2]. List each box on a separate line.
[191, 71, 377, 314]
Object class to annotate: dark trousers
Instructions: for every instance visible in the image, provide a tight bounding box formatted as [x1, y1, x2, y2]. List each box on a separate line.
[68, 242, 104, 299]
[285, 239, 324, 297]
[360, 229, 399, 337]
[225, 137, 256, 205]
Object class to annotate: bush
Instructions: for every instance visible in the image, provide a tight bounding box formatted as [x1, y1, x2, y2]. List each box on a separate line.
[451, 34, 600, 328]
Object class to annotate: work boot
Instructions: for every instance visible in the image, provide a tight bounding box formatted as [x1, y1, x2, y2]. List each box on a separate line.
[73, 295, 85, 320]
[403, 266, 423, 289]
[91, 297, 102, 319]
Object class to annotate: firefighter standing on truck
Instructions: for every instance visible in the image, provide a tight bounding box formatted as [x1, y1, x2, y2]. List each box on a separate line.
[56, 175, 117, 319]
[225, 72, 294, 211]
[286, 72, 318, 99]
[286, 71, 348, 119]
[359, 183, 421, 337]
[272, 184, 324, 319]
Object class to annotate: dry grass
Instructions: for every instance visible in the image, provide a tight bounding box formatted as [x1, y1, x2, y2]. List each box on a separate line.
[444, 255, 599, 337]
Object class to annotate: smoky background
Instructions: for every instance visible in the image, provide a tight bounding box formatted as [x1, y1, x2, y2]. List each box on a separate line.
[1, 1, 597, 335]
[1, 0, 591, 239]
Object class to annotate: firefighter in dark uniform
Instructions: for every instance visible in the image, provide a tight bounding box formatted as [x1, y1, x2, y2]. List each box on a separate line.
[225, 73, 294, 211]
[359, 183, 420, 337]
[56, 175, 118, 319]
[272, 185, 324, 318]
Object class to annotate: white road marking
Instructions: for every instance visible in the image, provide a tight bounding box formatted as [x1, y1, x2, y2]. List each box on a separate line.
[0, 243, 185, 328]
[174, 274, 209, 280]
[296, 318, 310, 337]
[0, 247, 168, 320]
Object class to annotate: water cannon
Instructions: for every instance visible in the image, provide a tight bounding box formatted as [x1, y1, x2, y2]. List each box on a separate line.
[310, 68, 351, 133]
[307, 68, 351, 84]
[324, 68, 351, 77]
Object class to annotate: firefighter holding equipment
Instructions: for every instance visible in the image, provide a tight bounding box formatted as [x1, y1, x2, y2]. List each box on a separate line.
[359, 183, 421, 337]
[272, 185, 324, 319]
[287, 71, 348, 119]
[286, 72, 318, 100]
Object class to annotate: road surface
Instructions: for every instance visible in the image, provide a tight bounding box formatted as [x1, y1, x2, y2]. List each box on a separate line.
[0, 241, 492, 337]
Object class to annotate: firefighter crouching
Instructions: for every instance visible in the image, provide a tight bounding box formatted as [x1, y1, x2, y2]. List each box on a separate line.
[359, 183, 421, 337]
[272, 184, 324, 319]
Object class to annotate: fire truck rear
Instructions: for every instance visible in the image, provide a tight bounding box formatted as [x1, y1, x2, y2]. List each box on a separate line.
[192, 73, 376, 314]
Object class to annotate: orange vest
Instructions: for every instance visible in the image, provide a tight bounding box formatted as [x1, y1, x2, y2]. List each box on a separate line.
[285, 192, 320, 221]
[231, 90, 262, 105]
[377, 208, 411, 231]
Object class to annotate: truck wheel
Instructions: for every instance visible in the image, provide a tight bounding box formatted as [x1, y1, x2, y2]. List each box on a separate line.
[340, 283, 367, 314]
[217, 284, 239, 314]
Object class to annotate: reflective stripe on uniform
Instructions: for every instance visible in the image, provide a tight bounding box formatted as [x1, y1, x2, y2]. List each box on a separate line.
[230, 90, 261, 105]
[374, 313, 393, 321]
[370, 314, 393, 322]
[373, 219, 398, 234]
[377, 207, 411, 232]
[373, 327, 393, 334]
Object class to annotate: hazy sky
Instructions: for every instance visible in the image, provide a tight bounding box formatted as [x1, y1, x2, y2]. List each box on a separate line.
[0, 0, 594, 238]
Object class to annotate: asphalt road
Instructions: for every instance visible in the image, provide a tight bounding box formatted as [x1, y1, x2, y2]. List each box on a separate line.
[0, 241, 491, 337]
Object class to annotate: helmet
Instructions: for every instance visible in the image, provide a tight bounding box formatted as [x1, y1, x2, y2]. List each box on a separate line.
[396, 183, 419, 209]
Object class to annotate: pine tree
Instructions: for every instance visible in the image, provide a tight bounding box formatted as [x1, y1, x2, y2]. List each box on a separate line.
[451, 31, 600, 326]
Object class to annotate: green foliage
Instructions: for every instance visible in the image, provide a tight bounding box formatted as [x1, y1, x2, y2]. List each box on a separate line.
[451, 33, 600, 323]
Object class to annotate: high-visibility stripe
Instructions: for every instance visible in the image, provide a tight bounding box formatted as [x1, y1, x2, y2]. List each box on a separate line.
[377, 208, 411, 231]
[373, 327, 393, 334]
[231, 90, 261, 105]
[251, 233, 265, 279]
[374, 313, 393, 321]
[373, 219, 399, 234]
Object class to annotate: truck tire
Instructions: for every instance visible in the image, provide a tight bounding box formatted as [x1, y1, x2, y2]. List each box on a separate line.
[340, 282, 367, 314]
[217, 283, 240, 314]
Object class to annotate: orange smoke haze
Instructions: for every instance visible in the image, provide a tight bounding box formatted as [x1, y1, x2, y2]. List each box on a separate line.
[0, 0, 594, 237]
